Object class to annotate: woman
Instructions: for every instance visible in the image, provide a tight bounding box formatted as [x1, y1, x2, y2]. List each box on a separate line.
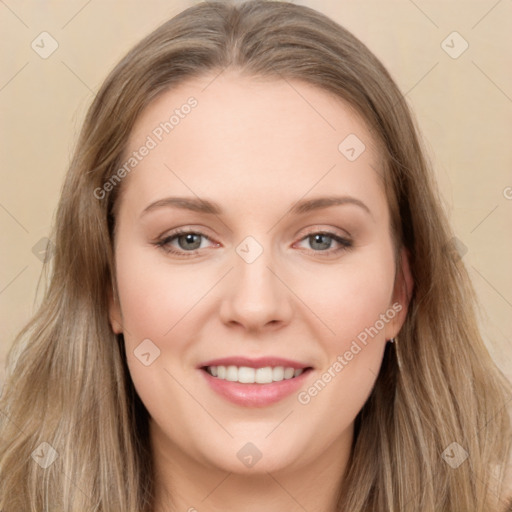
[0, 1, 510, 510]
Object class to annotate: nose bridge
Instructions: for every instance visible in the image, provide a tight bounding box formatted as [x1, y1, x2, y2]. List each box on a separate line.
[234, 234, 282, 305]
[219, 233, 292, 329]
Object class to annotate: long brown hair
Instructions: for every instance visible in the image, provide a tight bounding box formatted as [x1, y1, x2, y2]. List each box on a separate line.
[1, 1, 510, 510]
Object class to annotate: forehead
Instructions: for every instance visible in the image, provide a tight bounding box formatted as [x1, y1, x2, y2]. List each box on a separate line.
[117, 70, 386, 218]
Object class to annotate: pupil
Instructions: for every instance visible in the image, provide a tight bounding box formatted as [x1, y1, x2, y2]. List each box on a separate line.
[311, 234, 330, 250]
[180, 233, 201, 250]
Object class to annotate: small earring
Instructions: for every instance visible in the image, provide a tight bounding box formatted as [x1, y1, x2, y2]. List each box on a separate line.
[389, 337, 396, 344]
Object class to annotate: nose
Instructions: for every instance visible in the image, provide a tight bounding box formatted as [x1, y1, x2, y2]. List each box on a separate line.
[218, 242, 294, 333]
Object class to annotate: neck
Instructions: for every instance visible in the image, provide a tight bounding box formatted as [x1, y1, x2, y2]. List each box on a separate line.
[151, 422, 353, 512]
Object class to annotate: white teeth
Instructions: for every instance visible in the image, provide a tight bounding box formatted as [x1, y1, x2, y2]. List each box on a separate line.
[272, 366, 284, 381]
[238, 366, 255, 383]
[205, 365, 306, 384]
[284, 367, 295, 379]
[226, 365, 238, 382]
[255, 367, 273, 383]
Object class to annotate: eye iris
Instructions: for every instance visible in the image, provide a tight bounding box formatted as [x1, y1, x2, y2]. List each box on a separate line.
[178, 233, 202, 250]
[310, 234, 331, 251]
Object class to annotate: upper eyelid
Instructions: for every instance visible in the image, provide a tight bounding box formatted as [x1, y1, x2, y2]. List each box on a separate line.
[158, 227, 352, 252]
[159, 225, 351, 242]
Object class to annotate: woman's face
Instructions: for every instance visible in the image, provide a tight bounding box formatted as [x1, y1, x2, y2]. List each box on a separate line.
[109, 70, 412, 475]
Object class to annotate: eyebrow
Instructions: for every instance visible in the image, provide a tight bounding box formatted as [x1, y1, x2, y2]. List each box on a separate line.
[140, 195, 372, 218]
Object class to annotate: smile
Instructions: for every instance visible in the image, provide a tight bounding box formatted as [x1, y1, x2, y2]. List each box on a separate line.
[204, 365, 306, 384]
[198, 357, 314, 407]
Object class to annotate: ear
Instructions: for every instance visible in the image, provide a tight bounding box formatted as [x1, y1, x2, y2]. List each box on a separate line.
[108, 284, 123, 334]
[385, 246, 414, 340]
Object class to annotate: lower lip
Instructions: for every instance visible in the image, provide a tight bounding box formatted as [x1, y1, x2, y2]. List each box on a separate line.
[199, 368, 313, 407]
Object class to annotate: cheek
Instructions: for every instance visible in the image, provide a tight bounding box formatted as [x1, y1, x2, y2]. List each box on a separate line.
[116, 245, 205, 429]
[114, 243, 205, 403]
[294, 247, 396, 411]
[294, 250, 396, 420]
[115, 244, 206, 340]
[300, 251, 396, 346]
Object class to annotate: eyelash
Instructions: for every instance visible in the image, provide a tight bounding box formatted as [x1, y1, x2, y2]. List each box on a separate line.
[154, 228, 353, 257]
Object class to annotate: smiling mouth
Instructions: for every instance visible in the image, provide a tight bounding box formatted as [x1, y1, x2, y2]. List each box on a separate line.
[202, 365, 313, 384]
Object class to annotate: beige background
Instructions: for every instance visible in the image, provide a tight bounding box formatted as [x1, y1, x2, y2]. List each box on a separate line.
[1, 0, 511, 388]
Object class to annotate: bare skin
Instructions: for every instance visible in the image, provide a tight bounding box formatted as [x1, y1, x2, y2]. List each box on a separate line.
[109, 69, 413, 512]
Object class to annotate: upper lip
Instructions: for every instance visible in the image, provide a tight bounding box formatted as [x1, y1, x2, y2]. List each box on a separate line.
[198, 356, 312, 370]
